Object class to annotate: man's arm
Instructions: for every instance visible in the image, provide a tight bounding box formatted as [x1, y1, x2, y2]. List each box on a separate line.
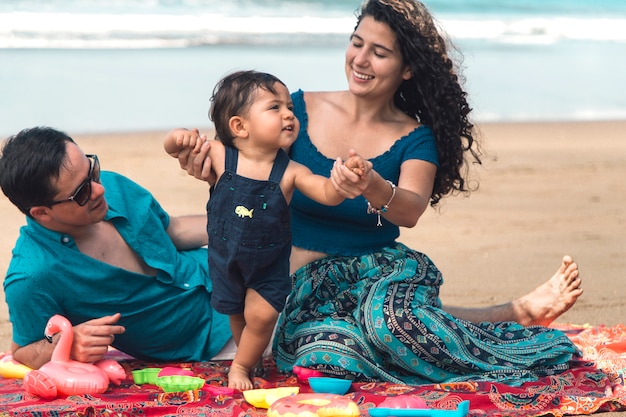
[11, 339, 57, 370]
[11, 313, 126, 369]
[166, 215, 208, 251]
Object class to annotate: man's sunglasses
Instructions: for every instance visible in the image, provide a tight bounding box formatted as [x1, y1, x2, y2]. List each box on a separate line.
[49, 154, 101, 207]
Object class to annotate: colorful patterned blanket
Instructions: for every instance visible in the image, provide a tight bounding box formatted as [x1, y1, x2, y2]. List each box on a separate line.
[1, 324, 625, 417]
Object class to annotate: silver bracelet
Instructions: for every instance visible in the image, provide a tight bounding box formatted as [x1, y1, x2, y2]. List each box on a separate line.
[366, 180, 397, 226]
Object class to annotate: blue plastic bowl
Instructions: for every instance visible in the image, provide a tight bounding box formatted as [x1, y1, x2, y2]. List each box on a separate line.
[308, 377, 352, 395]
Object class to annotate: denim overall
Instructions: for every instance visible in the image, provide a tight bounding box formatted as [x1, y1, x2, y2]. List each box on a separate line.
[207, 146, 292, 315]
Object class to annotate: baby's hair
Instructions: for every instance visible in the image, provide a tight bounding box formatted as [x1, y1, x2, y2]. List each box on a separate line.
[209, 70, 286, 147]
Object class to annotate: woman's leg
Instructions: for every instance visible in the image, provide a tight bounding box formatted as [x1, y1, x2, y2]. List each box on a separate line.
[276, 246, 579, 385]
[444, 256, 582, 326]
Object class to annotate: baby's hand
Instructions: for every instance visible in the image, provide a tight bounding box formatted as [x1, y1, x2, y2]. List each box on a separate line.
[164, 127, 208, 158]
[344, 154, 372, 179]
[175, 129, 206, 153]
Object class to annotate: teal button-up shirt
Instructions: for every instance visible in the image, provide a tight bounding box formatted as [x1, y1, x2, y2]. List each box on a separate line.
[4, 171, 230, 361]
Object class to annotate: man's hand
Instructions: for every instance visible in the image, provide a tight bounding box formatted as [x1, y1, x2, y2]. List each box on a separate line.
[12, 313, 126, 369]
[71, 313, 126, 363]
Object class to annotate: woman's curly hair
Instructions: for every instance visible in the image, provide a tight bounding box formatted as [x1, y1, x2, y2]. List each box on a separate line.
[358, 0, 482, 206]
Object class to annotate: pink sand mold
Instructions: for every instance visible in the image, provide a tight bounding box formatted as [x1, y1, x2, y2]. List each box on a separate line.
[292, 365, 325, 383]
[369, 399, 470, 417]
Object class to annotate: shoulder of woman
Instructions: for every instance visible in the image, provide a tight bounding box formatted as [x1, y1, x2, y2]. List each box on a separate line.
[394, 109, 422, 131]
[303, 90, 342, 104]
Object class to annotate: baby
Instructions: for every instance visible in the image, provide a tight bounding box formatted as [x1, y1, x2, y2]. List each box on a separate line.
[164, 70, 370, 389]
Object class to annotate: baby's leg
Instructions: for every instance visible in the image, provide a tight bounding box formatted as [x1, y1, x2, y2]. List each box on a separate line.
[229, 314, 245, 346]
[228, 289, 279, 390]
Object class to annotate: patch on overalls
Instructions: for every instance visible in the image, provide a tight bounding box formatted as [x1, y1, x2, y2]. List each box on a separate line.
[235, 205, 254, 218]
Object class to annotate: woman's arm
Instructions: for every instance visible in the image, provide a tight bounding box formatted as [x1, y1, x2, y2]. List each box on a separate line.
[331, 151, 435, 228]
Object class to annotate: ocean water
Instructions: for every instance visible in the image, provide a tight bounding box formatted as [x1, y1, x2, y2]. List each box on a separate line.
[1, 0, 626, 137]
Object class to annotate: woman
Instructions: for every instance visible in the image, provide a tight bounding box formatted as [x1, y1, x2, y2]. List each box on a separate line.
[177, 0, 582, 385]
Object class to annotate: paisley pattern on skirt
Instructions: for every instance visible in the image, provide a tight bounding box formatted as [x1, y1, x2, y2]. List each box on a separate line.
[274, 243, 579, 385]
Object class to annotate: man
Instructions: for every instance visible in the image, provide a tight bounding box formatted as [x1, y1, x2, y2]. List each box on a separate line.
[0, 127, 231, 369]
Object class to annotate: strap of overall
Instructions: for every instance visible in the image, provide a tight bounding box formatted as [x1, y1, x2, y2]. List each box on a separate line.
[225, 145, 238, 172]
[224, 146, 288, 181]
[268, 149, 290, 183]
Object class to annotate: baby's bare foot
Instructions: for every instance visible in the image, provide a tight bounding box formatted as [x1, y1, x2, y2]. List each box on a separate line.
[514, 256, 582, 327]
[228, 362, 254, 391]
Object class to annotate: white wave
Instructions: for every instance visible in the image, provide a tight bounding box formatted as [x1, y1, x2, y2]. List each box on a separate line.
[1, 11, 626, 48]
[444, 17, 626, 44]
[0, 11, 354, 48]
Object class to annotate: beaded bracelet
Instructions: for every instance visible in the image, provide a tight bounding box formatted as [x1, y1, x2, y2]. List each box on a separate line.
[366, 180, 397, 226]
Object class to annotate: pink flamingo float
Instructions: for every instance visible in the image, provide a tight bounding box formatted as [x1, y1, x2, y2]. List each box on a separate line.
[22, 314, 126, 399]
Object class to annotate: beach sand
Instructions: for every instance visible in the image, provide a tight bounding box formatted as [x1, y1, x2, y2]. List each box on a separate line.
[1, 120, 625, 354]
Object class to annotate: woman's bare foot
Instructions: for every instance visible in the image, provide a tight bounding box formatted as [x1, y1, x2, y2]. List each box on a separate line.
[228, 362, 254, 391]
[513, 256, 582, 327]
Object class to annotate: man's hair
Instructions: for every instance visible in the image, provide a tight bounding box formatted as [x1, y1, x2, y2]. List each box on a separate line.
[0, 127, 75, 216]
[209, 70, 286, 147]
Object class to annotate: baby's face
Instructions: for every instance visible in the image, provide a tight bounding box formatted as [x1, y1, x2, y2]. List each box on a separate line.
[242, 83, 299, 150]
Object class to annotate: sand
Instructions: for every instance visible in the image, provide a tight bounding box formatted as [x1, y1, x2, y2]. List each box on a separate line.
[1, 120, 625, 353]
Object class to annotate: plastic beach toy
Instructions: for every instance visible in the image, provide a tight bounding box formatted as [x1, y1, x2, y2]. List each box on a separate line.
[292, 365, 324, 383]
[133, 366, 204, 392]
[158, 366, 194, 377]
[378, 395, 428, 409]
[368, 399, 470, 417]
[308, 376, 352, 395]
[268, 393, 360, 417]
[132, 367, 163, 385]
[243, 386, 300, 408]
[0, 355, 32, 379]
[204, 384, 236, 396]
[22, 315, 126, 399]
[156, 375, 205, 393]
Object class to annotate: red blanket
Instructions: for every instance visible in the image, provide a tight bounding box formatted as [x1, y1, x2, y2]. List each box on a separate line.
[1, 323, 625, 416]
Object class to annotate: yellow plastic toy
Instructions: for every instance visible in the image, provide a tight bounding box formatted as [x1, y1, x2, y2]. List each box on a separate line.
[0, 355, 33, 379]
[243, 386, 300, 408]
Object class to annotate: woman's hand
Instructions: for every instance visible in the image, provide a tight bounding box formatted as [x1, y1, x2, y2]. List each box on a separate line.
[330, 149, 373, 199]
